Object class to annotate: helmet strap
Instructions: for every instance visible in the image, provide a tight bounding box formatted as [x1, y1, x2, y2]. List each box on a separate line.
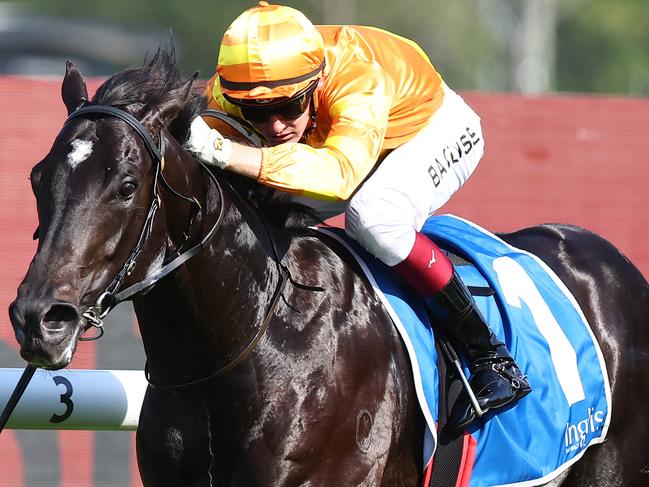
[301, 96, 318, 142]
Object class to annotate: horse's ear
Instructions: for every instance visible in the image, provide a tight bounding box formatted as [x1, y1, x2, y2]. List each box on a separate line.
[62, 61, 89, 115]
[141, 73, 198, 134]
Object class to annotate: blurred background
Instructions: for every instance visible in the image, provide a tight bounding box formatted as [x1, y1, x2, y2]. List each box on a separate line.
[0, 1, 648, 486]
[1, 0, 648, 94]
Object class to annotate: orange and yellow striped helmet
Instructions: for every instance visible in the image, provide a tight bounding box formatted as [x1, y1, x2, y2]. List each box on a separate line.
[217, 1, 325, 101]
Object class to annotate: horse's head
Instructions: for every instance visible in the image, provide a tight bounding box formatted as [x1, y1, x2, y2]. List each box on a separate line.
[9, 49, 202, 369]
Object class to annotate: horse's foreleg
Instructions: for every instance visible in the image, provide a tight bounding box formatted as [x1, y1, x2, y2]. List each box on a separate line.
[137, 387, 215, 486]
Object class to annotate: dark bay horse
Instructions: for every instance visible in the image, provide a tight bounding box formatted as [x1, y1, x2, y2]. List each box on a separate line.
[9, 49, 649, 486]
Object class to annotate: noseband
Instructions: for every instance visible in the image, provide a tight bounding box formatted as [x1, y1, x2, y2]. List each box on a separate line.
[64, 105, 226, 337]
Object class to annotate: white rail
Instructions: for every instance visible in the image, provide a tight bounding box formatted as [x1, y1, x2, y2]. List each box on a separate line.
[0, 368, 147, 430]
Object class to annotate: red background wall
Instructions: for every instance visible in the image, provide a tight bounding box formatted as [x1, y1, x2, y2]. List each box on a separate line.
[0, 76, 647, 486]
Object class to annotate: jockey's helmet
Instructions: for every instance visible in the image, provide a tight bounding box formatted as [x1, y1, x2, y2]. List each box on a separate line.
[217, 1, 325, 103]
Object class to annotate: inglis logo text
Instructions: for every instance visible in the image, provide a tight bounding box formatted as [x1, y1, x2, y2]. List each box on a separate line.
[564, 407, 605, 453]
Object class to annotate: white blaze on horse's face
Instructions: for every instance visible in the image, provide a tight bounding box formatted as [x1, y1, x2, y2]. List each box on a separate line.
[66, 139, 94, 169]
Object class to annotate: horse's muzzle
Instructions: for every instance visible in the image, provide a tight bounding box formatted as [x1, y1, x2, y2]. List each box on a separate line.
[9, 297, 82, 369]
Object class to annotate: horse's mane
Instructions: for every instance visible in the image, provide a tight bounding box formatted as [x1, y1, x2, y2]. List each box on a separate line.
[92, 45, 204, 144]
[223, 172, 323, 231]
[92, 45, 321, 232]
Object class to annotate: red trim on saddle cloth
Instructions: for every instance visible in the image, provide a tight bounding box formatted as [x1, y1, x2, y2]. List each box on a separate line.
[420, 432, 477, 487]
[422, 459, 433, 487]
[393, 232, 454, 296]
[457, 433, 477, 487]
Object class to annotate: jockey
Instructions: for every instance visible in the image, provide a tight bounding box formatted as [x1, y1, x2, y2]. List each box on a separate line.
[185, 1, 530, 429]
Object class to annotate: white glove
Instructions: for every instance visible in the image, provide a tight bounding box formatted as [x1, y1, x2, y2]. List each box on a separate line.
[185, 116, 232, 169]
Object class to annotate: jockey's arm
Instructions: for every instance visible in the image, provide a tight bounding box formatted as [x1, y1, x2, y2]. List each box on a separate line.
[188, 65, 393, 201]
[227, 143, 263, 179]
[185, 115, 262, 177]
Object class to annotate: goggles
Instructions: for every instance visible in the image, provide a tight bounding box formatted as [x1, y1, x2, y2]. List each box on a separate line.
[224, 80, 318, 124]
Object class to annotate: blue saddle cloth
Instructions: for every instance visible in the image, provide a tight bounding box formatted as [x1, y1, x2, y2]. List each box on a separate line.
[319, 215, 611, 487]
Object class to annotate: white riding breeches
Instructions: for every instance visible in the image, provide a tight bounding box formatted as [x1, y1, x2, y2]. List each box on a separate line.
[345, 86, 484, 266]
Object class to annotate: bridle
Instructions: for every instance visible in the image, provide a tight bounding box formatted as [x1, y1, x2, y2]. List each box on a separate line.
[65, 105, 226, 336]
[63, 105, 289, 388]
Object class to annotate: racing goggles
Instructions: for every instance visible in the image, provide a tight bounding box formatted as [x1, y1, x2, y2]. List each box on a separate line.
[224, 81, 318, 124]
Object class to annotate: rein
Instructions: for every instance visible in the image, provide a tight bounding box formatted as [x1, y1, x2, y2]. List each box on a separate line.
[145, 267, 289, 390]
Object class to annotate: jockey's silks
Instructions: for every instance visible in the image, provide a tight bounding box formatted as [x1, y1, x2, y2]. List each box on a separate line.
[206, 26, 444, 200]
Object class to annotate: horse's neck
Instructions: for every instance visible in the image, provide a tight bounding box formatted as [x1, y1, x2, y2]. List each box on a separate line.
[135, 155, 282, 384]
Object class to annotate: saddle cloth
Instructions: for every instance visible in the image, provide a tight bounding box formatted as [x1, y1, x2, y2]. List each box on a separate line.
[318, 215, 611, 487]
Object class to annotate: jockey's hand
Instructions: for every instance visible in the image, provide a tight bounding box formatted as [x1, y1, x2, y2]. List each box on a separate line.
[185, 116, 232, 169]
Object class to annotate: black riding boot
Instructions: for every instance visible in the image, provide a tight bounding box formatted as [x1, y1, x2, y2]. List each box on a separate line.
[432, 272, 531, 430]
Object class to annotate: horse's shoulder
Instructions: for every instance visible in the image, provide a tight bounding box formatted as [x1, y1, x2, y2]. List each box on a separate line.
[285, 229, 368, 283]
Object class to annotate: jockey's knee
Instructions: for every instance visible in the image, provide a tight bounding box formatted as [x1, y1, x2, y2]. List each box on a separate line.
[345, 190, 416, 267]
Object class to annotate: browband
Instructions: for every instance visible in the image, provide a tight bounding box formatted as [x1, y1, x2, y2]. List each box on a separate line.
[65, 105, 162, 162]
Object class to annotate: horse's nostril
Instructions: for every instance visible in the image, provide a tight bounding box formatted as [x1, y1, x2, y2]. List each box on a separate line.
[43, 304, 79, 324]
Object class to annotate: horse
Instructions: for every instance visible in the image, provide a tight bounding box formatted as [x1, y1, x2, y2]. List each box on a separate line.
[8, 48, 649, 486]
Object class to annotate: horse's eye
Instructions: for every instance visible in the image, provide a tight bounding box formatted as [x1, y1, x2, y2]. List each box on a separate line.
[119, 180, 138, 198]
